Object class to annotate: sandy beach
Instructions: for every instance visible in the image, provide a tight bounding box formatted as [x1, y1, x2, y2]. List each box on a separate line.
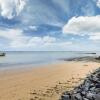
[0, 61, 99, 100]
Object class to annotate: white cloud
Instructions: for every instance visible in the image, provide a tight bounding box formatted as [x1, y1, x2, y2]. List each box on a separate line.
[0, 28, 29, 47]
[89, 32, 100, 40]
[0, 0, 26, 19]
[63, 16, 100, 40]
[27, 36, 56, 47]
[43, 36, 56, 43]
[0, 29, 23, 39]
[48, 41, 72, 46]
[96, 0, 100, 8]
[0, 28, 72, 50]
[29, 26, 38, 31]
[11, 35, 72, 49]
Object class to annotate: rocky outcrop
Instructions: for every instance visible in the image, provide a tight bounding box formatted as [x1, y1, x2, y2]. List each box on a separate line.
[0, 53, 5, 56]
[95, 56, 100, 60]
[61, 56, 100, 63]
[60, 68, 100, 100]
[85, 53, 96, 54]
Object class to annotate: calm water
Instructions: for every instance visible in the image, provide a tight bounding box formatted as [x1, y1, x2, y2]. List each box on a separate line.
[0, 51, 100, 70]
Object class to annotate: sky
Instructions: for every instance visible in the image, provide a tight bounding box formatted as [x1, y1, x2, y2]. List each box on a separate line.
[0, 0, 100, 51]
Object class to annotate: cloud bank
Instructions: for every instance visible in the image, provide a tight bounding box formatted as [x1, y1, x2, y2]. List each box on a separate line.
[63, 16, 100, 40]
[0, 29, 72, 50]
[0, 0, 100, 51]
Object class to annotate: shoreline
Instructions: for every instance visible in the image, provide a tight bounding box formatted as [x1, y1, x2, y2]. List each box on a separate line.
[0, 59, 63, 72]
[0, 55, 100, 71]
[0, 60, 100, 100]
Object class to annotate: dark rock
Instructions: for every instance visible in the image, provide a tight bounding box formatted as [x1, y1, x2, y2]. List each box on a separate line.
[61, 95, 70, 100]
[86, 92, 95, 100]
[95, 84, 100, 88]
[83, 98, 89, 100]
[85, 53, 96, 54]
[95, 56, 100, 60]
[0, 53, 6, 56]
[71, 93, 82, 100]
[95, 93, 100, 100]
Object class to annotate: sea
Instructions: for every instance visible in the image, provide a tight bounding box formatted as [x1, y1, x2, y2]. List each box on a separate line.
[0, 51, 100, 70]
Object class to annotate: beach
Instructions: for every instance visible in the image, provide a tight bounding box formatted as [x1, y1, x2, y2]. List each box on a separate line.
[0, 61, 99, 100]
[0, 0, 100, 99]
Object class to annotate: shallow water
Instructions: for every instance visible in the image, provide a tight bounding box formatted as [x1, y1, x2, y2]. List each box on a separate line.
[0, 51, 100, 70]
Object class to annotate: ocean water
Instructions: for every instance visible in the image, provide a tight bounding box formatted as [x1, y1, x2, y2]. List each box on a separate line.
[0, 51, 100, 70]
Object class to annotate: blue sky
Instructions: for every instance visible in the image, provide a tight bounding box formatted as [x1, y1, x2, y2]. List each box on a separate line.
[0, 0, 100, 51]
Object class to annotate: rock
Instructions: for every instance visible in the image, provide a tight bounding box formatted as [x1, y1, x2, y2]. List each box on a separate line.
[85, 53, 96, 54]
[83, 98, 89, 100]
[71, 93, 82, 100]
[0, 53, 6, 56]
[86, 92, 95, 100]
[95, 93, 100, 100]
[95, 56, 100, 60]
[61, 95, 70, 100]
[94, 88, 100, 93]
[95, 84, 100, 88]
[81, 91, 86, 96]
[90, 87, 95, 91]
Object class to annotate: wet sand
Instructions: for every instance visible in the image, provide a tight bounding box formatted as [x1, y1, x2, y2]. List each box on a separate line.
[0, 61, 99, 100]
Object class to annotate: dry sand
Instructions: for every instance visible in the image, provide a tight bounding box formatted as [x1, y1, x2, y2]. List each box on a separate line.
[0, 61, 99, 100]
